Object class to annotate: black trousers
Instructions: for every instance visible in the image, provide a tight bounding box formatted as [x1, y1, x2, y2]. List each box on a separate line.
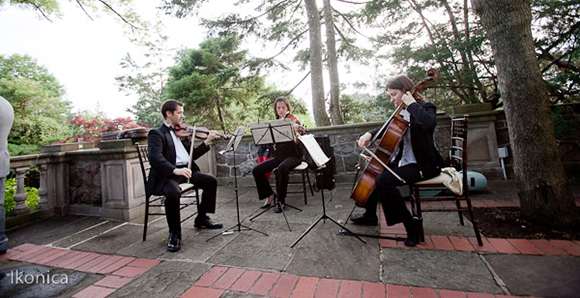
[363, 163, 423, 226]
[162, 171, 217, 233]
[252, 155, 301, 203]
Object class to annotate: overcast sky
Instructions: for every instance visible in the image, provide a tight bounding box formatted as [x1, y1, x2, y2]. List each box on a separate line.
[0, 1, 214, 119]
[0, 1, 380, 121]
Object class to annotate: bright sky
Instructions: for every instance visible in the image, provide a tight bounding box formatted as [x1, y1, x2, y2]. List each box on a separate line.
[0, 0, 208, 119]
[0, 1, 380, 120]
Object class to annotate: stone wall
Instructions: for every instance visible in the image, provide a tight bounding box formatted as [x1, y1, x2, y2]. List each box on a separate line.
[68, 160, 101, 205]
[212, 110, 509, 185]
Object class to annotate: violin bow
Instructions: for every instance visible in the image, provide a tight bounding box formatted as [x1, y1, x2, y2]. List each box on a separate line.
[187, 124, 197, 183]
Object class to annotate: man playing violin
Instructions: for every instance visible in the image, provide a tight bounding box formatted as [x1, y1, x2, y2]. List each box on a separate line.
[147, 99, 222, 252]
[350, 75, 444, 247]
[252, 96, 304, 213]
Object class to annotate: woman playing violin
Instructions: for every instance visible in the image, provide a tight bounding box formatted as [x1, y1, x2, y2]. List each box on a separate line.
[252, 96, 304, 213]
[350, 75, 444, 247]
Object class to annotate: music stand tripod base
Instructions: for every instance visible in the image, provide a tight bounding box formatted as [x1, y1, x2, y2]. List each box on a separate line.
[337, 202, 406, 242]
[291, 169, 366, 248]
[206, 125, 268, 241]
[249, 199, 302, 231]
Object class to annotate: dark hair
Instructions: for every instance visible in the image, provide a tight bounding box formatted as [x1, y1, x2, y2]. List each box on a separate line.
[386, 75, 424, 101]
[273, 96, 292, 119]
[161, 99, 184, 119]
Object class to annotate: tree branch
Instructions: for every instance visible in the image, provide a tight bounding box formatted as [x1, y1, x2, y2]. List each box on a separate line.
[286, 71, 311, 96]
[14, 0, 52, 21]
[97, 0, 140, 31]
[75, 0, 94, 21]
[332, 6, 372, 40]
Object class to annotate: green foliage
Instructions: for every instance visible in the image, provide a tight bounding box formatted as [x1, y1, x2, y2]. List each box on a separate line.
[0, 54, 73, 156]
[340, 93, 385, 124]
[3, 178, 40, 216]
[3, 0, 145, 31]
[1, 0, 61, 18]
[532, 0, 580, 104]
[166, 34, 269, 134]
[117, 35, 174, 127]
[4, 179, 16, 216]
[552, 105, 580, 138]
[364, 0, 495, 106]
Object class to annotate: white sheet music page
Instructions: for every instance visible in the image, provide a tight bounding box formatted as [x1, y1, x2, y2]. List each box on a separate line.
[298, 134, 330, 167]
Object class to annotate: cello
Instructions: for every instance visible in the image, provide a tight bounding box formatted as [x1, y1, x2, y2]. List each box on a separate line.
[350, 68, 439, 206]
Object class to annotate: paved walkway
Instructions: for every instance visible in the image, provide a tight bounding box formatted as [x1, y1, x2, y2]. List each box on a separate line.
[1, 180, 579, 297]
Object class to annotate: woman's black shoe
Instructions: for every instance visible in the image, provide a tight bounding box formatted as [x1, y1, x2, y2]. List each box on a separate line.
[404, 236, 419, 247]
[261, 194, 276, 209]
[274, 203, 285, 213]
[350, 213, 378, 226]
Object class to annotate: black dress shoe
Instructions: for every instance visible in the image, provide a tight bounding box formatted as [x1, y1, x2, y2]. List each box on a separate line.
[194, 216, 223, 229]
[403, 217, 420, 247]
[167, 231, 181, 252]
[350, 213, 378, 226]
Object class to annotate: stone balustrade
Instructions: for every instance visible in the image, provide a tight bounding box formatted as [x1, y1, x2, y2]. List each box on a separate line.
[7, 108, 576, 227]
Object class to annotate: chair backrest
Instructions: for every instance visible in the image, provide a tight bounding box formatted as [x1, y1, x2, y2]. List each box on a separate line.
[134, 142, 150, 189]
[449, 115, 469, 191]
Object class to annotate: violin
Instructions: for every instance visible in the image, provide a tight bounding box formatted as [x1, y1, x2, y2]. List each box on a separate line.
[283, 112, 308, 135]
[174, 123, 229, 139]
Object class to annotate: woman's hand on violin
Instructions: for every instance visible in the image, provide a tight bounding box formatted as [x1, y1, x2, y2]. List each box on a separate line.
[173, 167, 192, 179]
[402, 92, 416, 106]
[358, 132, 372, 148]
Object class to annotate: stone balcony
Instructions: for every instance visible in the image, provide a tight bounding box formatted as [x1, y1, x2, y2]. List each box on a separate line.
[7, 109, 577, 227]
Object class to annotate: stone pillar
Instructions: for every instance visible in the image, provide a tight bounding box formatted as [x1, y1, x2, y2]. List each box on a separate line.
[37, 163, 49, 209]
[13, 166, 30, 215]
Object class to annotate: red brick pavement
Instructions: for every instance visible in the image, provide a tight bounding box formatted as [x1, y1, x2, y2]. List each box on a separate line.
[5, 244, 157, 298]
[4, 196, 579, 298]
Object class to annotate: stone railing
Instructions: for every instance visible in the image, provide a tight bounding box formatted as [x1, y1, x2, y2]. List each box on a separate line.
[8, 108, 577, 227]
[213, 109, 509, 185]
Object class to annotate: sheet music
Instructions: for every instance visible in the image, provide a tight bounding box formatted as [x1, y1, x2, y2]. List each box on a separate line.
[219, 125, 247, 155]
[249, 119, 294, 145]
[298, 134, 330, 167]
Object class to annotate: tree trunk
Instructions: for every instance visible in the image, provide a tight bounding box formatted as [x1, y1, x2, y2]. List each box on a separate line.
[472, 0, 577, 228]
[305, 0, 331, 127]
[323, 0, 344, 125]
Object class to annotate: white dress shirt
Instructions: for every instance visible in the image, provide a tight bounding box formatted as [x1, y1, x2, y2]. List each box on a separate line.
[164, 123, 190, 166]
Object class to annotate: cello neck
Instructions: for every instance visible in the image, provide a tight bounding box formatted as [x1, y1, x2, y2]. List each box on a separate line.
[372, 102, 406, 144]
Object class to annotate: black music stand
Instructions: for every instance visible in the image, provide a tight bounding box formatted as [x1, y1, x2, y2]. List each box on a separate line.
[248, 120, 302, 231]
[291, 135, 365, 248]
[207, 125, 268, 241]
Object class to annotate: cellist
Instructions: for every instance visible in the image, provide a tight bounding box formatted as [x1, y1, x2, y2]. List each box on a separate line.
[350, 75, 444, 247]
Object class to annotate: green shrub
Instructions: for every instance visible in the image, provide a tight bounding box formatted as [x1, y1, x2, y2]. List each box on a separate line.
[4, 179, 15, 216]
[3, 178, 40, 216]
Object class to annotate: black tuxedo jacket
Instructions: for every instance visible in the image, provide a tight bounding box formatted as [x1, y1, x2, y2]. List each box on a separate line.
[146, 124, 210, 197]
